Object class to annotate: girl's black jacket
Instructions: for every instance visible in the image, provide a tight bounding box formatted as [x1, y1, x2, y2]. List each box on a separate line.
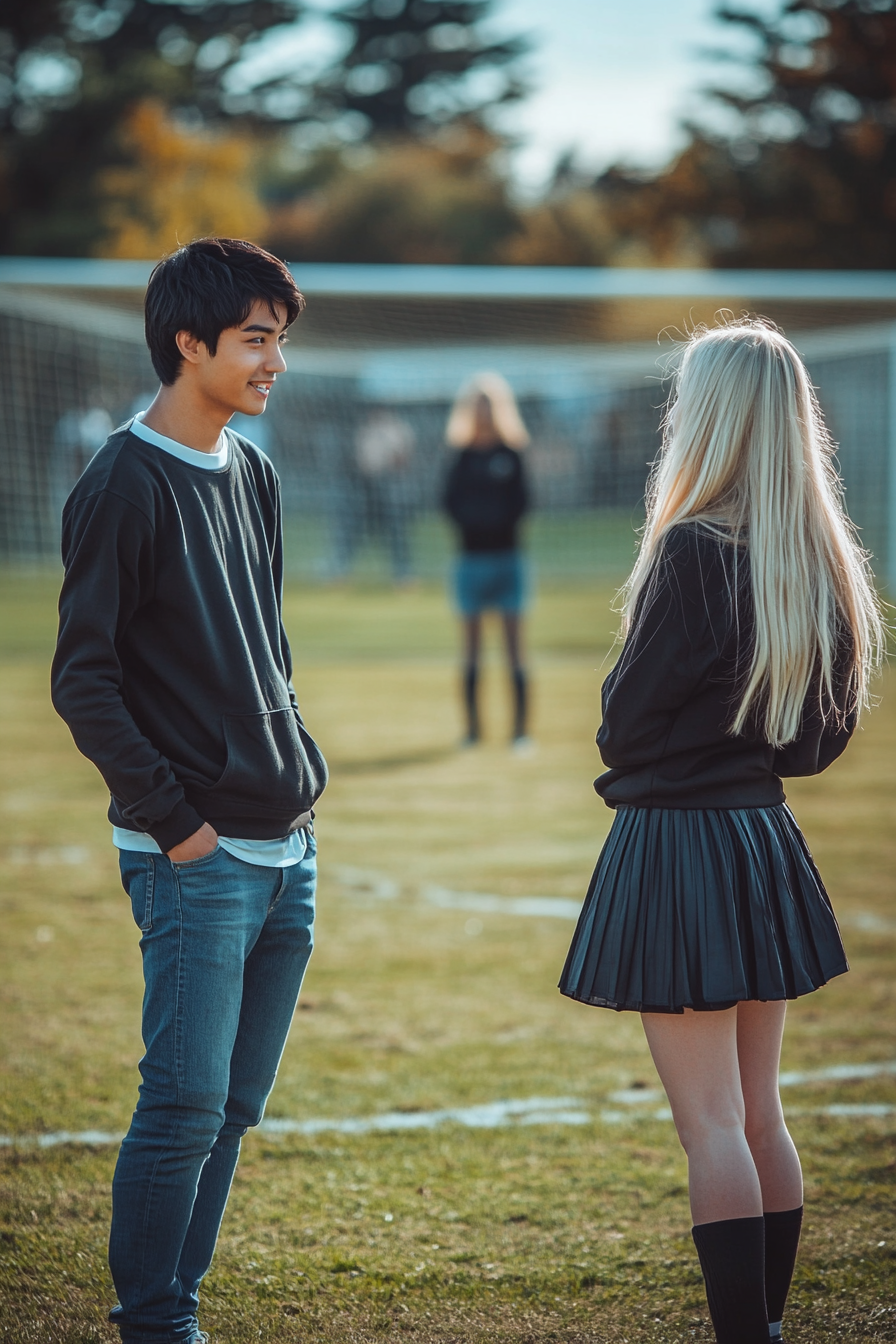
[443, 443, 528, 552]
[596, 523, 856, 810]
[51, 424, 328, 852]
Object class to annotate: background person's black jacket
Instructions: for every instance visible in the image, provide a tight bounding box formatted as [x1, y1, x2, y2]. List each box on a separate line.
[443, 443, 529, 553]
[51, 424, 328, 852]
[596, 523, 856, 810]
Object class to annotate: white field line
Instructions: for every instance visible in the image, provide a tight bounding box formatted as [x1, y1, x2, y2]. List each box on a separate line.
[0, 1129, 124, 1148]
[599, 1103, 896, 1125]
[260, 1096, 590, 1136]
[3, 1060, 894, 1148]
[8, 845, 91, 866]
[330, 866, 582, 919]
[598, 1060, 896, 1124]
[334, 866, 896, 935]
[840, 911, 896, 935]
[332, 867, 401, 901]
[0, 1098, 589, 1149]
[421, 885, 583, 921]
[779, 1060, 896, 1087]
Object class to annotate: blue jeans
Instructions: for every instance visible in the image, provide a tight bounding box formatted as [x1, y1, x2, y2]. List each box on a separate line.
[454, 551, 527, 616]
[110, 837, 316, 1342]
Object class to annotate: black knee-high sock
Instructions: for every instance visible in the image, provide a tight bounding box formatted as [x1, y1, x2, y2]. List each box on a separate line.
[511, 667, 527, 739]
[691, 1216, 768, 1344]
[463, 665, 479, 741]
[764, 1206, 802, 1335]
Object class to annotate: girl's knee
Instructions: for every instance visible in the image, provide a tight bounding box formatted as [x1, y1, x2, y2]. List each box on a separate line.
[743, 1108, 788, 1151]
[674, 1107, 747, 1156]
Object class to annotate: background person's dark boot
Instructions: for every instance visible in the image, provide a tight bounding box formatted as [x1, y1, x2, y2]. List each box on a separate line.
[462, 664, 480, 744]
[511, 665, 528, 743]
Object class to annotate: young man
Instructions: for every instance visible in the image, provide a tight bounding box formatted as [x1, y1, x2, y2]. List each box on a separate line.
[51, 238, 327, 1343]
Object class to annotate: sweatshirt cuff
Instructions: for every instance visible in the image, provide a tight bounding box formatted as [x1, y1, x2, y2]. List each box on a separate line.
[147, 799, 207, 854]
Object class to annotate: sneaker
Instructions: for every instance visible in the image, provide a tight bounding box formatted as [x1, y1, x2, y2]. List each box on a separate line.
[511, 735, 535, 757]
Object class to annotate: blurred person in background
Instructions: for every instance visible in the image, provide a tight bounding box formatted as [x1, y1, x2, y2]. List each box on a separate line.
[326, 405, 416, 585]
[354, 405, 416, 585]
[443, 373, 531, 750]
[559, 320, 883, 1344]
[51, 395, 114, 523]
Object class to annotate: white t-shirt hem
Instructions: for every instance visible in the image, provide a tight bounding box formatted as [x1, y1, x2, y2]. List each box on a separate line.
[113, 826, 307, 869]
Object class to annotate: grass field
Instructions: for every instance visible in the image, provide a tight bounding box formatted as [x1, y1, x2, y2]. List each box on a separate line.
[0, 570, 894, 1344]
[282, 510, 644, 582]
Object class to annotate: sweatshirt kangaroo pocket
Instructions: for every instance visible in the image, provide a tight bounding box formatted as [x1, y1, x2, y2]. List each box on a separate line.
[202, 708, 327, 817]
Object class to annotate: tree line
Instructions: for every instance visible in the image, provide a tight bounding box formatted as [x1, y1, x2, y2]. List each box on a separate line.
[1, 0, 894, 266]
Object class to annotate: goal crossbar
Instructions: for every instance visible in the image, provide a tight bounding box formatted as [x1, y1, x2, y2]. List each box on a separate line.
[2, 258, 896, 302]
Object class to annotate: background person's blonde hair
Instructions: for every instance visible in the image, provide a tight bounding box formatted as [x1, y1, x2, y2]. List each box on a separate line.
[445, 371, 530, 450]
[623, 316, 884, 746]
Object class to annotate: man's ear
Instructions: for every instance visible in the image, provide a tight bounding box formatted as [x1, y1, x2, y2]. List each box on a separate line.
[175, 329, 205, 365]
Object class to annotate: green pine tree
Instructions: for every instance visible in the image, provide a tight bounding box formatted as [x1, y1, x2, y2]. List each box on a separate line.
[300, 0, 532, 138]
[0, 1, 302, 254]
[661, 0, 896, 267]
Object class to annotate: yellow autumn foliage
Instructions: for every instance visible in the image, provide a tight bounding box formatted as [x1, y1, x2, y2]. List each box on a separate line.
[265, 127, 520, 264]
[96, 100, 265, 259]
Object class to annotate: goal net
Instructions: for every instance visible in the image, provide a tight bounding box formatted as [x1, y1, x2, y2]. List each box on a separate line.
[1, 261, 894, 589]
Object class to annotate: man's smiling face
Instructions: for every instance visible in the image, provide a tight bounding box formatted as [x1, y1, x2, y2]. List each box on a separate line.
[191, 298, 289, 419]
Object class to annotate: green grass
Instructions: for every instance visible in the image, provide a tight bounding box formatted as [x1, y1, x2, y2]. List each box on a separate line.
[283, 509, 644, 583]
[0, 570, 894, 1343]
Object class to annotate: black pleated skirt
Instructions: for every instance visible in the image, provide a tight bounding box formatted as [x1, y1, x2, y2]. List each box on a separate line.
[559, 804, 848, 1014]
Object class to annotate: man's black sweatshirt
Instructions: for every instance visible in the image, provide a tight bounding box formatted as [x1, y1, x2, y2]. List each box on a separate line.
[51, 423, 328, 852]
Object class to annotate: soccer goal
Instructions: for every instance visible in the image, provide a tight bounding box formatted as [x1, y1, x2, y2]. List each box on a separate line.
[1, 259, 894, 588]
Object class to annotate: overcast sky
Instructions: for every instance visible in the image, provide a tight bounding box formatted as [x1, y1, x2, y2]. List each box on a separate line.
[234, 0, 777, 189]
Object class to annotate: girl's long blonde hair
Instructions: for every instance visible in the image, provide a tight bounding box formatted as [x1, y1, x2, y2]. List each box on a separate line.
[623, 317, 884, 746]
[445, 371, 530, 450]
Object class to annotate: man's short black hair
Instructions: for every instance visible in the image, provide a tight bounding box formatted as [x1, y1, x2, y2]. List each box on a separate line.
[145, 238, 305, 385]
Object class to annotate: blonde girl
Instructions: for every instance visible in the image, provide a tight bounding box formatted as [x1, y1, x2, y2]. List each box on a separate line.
[443, 373, 532, 748]
[560, 319, 883, 1344]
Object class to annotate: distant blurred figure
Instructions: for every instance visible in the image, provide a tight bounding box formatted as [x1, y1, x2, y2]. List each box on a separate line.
[356, 407, 416, 583]
[52, 399, 114, 521]
[329, 406, 416, 584]
[443, 373, 531, 750]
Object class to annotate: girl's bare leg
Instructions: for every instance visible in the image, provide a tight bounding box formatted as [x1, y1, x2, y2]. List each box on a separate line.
[642, 1001, 801, 1220]
[641, 1007, 762, 1224]
[500, 611, 523, 670]
[736, 1000, 803, 1338]
[462, 614, 482, 669]
[736, 1000, 802, 1212]
[643, 1006, 775, 1342]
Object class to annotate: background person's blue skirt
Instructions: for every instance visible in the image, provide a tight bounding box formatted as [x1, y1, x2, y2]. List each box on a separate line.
[454, 550, 527, 615]
[559, 804, 848, 1014]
